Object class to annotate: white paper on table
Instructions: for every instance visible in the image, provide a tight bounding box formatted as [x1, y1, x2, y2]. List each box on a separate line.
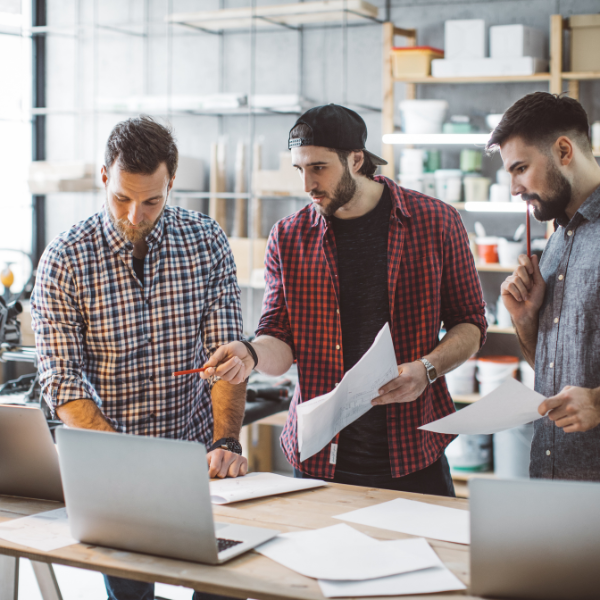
[318, 537, 466, 597]
[335, 498, 470, 545]
[0, 508, 77, 552]
[419, 378, 545, 435]
[254, 523, 437, 581]
[297, 323, 398, 461]
[210, 472, 326, 504]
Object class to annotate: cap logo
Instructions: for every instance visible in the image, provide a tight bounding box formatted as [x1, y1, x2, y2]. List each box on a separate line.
[288, 136, 313, 149]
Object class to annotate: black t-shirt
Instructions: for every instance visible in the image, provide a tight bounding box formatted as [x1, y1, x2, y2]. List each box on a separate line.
[133, 256, 144, 286]
[331, 184, 392, 475]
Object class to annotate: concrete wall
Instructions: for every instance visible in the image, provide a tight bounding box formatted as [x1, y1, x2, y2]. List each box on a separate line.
[43, 0, 600, 334]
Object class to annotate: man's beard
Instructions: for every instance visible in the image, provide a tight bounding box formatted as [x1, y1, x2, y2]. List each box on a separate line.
[523, 161, 572, 222]
[108, 203, 165, 243]
[313, 162, 357, 218]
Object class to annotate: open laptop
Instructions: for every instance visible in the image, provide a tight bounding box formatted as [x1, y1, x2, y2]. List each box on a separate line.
[55, 427, 279, 564]
[470, 478, 600, 600]
[0, 405, 63, 501]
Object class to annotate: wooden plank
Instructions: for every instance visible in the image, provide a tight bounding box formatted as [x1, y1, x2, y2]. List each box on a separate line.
[452, 393, 480, 404]
[567, 79, 580, 100]
[0, 486, 476, 600]
[393, 74, 551, 84]
[167, 1, 379, 32]
[209, 142, 227, 232]
[476, 263, 516, 273]
[252, 143, 263, 239]
[381, 21, 395, 179]
[562, 71, 600, 80]
[549, 14, 564, 95]
[255, 411, 289, 427]
[487, 325, 516, 334]
[233, 141, 247, 238]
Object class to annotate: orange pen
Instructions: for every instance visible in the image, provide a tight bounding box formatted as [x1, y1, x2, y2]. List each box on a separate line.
[172, 367, 210, 377]
[526, 202, 531, 258]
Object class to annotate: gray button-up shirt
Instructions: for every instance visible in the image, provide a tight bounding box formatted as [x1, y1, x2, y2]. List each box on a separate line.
[531, 184, 600, 481]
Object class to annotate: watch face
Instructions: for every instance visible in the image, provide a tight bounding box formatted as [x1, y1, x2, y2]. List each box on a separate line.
[429, 366, 438, 381]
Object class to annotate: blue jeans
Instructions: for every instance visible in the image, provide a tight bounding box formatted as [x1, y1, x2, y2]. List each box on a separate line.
[104, 575, 236, 600]
[294, 454, 455, 497]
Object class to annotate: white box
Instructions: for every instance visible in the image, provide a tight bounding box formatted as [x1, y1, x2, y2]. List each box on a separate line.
[445, 19, 485, 59]
[173, 156, 205, 191]
[431, 57, 548, 78]
[490, 25, 546, 59]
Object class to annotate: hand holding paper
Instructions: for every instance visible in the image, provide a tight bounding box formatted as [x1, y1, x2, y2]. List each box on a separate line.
[420, 378, 545, 435]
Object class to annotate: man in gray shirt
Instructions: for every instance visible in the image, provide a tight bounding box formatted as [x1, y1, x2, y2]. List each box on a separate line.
[488, 92, 600, 481]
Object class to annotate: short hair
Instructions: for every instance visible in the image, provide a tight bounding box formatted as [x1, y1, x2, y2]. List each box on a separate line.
[105, 116, 179, 179]
[289, 123, 377, 179]
[486, 92, 592, 156]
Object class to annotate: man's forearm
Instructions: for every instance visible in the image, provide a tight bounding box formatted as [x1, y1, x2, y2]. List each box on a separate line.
[514, 316, 539, 368]
[56, 398, 115, 431]
[211, 379, 247, 440]
[426, 323, 481, 376]
[252, 335, 294, 377]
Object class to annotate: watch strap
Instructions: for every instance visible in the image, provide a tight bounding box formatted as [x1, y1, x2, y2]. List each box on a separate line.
[209, 437, 243, 455]
[241, 340, 258, 369]
[418, 357, 438, 384]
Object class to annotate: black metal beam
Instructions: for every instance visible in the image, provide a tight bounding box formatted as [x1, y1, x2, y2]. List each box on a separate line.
[32, 0, 46, 266]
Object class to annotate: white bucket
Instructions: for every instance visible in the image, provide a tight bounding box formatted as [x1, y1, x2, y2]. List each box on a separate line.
[400, 148, 426, 175]
[476, 356, 519, 396]
[493, 423, 534, 478]
[399, 175, 424, 193]
[400, 100, 448, 134]
[446, 359, 476, 395]
[446, 434, 493, 472]
[434, 169, 462, 202]
[497, 238, 523, 266]
[520, 360, 535, 389]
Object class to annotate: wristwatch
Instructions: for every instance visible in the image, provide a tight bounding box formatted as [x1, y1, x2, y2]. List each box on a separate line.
[209, 437, 243, 455]
[418, 358, 438, 384]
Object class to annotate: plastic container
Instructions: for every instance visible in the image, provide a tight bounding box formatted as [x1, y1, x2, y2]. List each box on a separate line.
[399, 175, 424, 193]
[446, 434, 493, 472]
[520, 360, 535, 390]
[399, 100, 449, 134]
[476, 236, 499, 264]
[434, 169, 462, 202]
[400, 148, 426, 175]
[476, 356, 519, 396]
[464, 176, 491, 202]
[490, 183, 511, 203]
[391, 46, 444, 77]
[497, 238, 523, 266]
[446, 358, 477, 395]
[493, 423, 534, 478]
[460, 149, 482, 173]
[495, 294, 513, 328]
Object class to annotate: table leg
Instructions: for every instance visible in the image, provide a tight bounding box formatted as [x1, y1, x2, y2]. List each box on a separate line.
[31, 562, 63, 600]
[0, 555, 18, 600]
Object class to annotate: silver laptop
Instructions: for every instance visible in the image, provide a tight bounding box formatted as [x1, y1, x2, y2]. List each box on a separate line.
[470, 478, 600, 600]
[0, 405, 63, 501]
[55, 427, 278, 564]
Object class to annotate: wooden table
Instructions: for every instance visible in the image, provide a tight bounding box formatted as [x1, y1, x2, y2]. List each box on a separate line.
[0, 485, 480, 600]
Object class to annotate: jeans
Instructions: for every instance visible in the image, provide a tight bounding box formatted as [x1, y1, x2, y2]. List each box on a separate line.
[104, 575, 237, 600]
[294, 454, 455, 497]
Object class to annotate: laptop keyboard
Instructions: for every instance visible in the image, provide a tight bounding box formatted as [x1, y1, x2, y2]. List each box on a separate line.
[217, 537, 243, 553]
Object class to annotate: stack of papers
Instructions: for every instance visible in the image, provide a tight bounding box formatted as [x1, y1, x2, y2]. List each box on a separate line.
[255, 523, 465, 597]
[209, 472, 326, 504]
[335, 497, 470, 545]
[297, 323, 398, 461]
[419, 378, 545, 435]
[0, 508, 77, 552]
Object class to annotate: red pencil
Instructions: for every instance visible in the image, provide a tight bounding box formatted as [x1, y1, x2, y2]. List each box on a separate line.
[526, 202, 531, 258]
[173, 367, 210, 377]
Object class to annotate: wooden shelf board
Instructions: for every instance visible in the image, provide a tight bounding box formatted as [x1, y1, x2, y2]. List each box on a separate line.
[451, 470, 496, 482]
[452, 393, 480, 404]
[476, 263, 516, 273]
[393, 74, 551, 84]
[487, 325, 516, 334]
[562, 71, 600, 81]
[255, 410, 289, 427]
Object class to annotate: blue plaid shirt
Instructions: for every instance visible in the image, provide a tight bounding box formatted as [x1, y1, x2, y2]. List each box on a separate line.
[31, 205, 242, 444]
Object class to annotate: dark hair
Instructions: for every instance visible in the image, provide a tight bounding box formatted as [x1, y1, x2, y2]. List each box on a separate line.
[289, 123, 377, 179]
[105, 115, 179, 179]
[486, 92, 592, 156]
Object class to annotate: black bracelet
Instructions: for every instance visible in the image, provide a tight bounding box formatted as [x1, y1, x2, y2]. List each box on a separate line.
[241, 340, 258, 370]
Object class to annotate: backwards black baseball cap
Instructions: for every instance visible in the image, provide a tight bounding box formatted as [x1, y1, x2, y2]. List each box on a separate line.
[288, 104, 387, 166]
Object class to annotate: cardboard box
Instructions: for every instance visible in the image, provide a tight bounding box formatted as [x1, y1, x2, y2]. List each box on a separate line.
[490, 25, 546, 59]
[28, 161, 96, 194]
[432, 57, 548, 78]
[570, 14, 600, 72]
[445, 19, 485, 60]
[228, 237, 268, 285]
[391, 46, 444, 77]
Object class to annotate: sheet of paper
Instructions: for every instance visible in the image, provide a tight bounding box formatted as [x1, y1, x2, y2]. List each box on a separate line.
[210, 472, 326, 504]
[318, 537, 466, 597]
[419, 377, 545, 435]
[255, 523, 437, 581]
[0, 508, 77, 552]
[297, 323, 398, 461]
[335, 498, 470, 545]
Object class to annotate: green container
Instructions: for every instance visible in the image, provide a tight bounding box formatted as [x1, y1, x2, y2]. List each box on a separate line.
[460, 149, 482, 173]
[425, 150, 441, 172]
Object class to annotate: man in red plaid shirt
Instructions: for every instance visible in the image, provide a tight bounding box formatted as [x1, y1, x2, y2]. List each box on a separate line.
[205, 105, 487, 496]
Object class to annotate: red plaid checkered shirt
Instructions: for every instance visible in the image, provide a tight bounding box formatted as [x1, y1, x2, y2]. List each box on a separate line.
[256, 177, 487, 479]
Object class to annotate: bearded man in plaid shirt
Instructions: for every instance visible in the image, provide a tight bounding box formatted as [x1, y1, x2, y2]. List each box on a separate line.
[205, 104, 487, 497]
[32, 116, 245, 600]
